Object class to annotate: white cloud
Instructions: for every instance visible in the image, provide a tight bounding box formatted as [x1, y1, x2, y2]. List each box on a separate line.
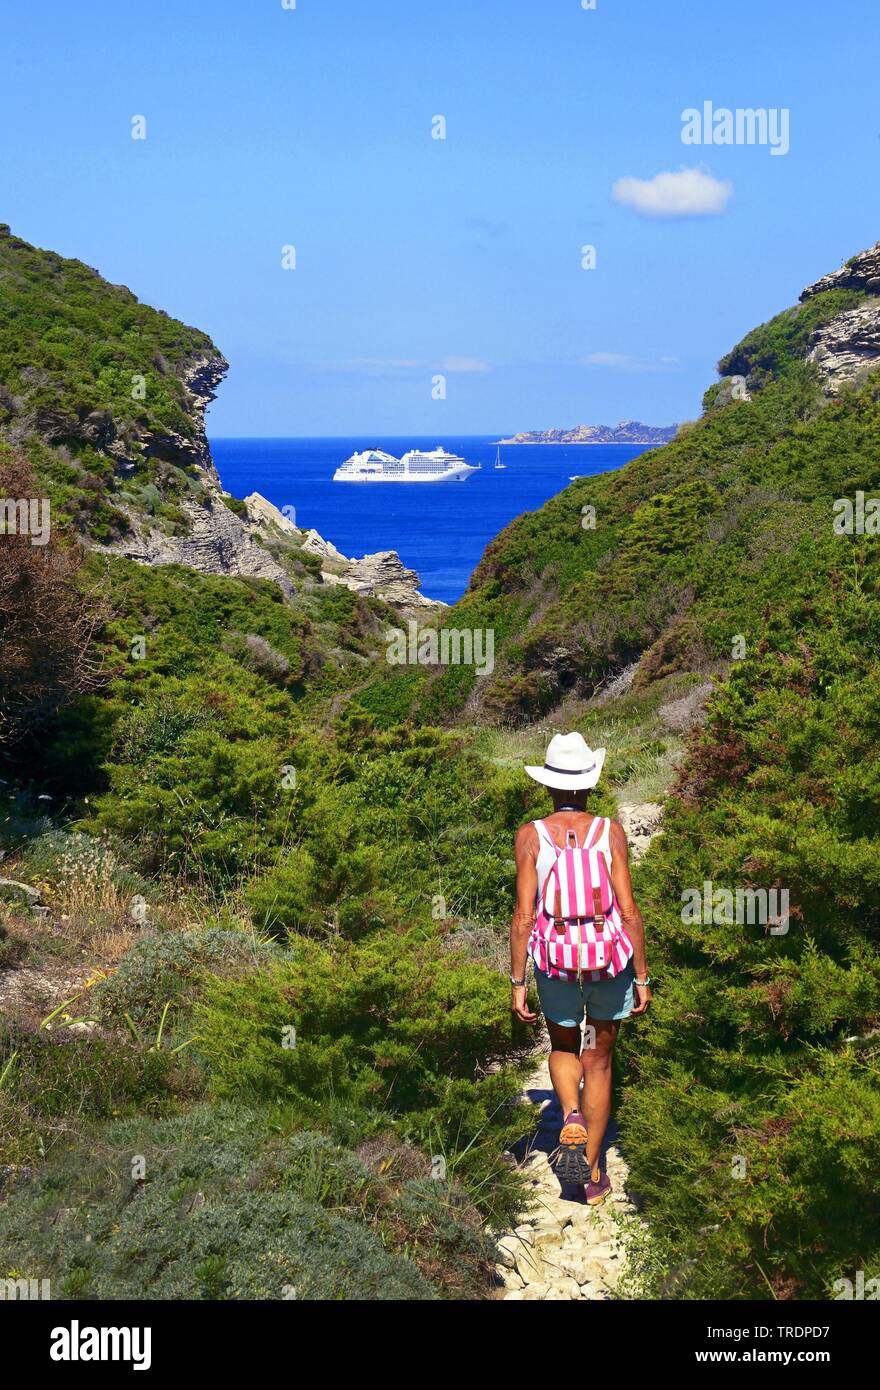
[325, 355, 491, 375]
[438, 355, 491, 373]
[581, 352, 632, 368]
[580, 352, 680, 373]
[611, 167, 732, 218]
[332, 357, 423, 373]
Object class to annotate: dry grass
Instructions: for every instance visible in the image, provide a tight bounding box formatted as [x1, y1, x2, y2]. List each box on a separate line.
[472, 670, 710, 806]
[13, 833, 249, 966]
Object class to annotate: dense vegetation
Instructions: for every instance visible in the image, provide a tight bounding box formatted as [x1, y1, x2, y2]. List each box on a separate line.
[0, 534, 540, 1296]
[0, 224, 215, 437]
[351, 288, 871, 728]
[0, 222, 227, 541]
[617, 499, 880, 1297]
[1, 226, 879, 1299]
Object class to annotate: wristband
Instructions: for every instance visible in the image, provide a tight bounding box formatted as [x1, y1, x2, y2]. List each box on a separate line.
[510, 974, 527, 988]
[634, 976, 651, 988]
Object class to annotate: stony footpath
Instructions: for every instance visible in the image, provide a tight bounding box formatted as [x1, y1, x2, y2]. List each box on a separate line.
[494, 1052, 640, 1300]
[615, 802, 664, 863]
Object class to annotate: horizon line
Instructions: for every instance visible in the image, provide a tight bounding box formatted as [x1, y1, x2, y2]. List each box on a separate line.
[207, 430, 675, 441]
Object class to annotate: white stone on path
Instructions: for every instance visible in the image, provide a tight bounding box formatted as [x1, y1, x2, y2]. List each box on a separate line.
[492, 1044, 640, 1301]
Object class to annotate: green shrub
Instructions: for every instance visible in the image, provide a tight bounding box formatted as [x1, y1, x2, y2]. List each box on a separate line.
[220, 494, 248, 518]
[0, 1103, 500, 1299]
[93, 927, 292, 1031]
[0, 1021, 190, 1166]
[0, 224, 219, 542]
[615, 585, 880, 1296]
[195, 930, 533, 1224]
[15, 829, 151, 903]
[717, 289, 868, 383]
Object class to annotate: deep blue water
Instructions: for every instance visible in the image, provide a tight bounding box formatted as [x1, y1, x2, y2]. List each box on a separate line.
[209, 436, 653, 604]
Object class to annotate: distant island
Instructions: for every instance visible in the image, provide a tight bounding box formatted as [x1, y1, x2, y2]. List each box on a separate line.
[495, 420, 679, 445]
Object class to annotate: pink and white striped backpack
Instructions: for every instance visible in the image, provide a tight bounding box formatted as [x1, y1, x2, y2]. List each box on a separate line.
[530, 816, 633, 982]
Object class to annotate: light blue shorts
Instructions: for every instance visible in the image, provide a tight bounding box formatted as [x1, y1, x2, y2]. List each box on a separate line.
[533, 960, 635, 1025]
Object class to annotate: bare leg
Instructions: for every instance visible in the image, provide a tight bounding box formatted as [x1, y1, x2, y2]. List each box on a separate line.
[581, 1018, 619, 1179]
[546, 1020, 583, 1116]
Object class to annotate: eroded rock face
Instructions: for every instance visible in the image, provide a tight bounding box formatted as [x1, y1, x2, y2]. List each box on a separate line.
[83, 352, 445, 609]
[96, 494, 296, 595]
[12, 324, 441, 612]
[800, 242, 880, 394]
[341, 550, 443, 609]
[300, 528, 346, 562]
[95, 352, 229, 475]
[806, 301, 880, 394]
[301, 528, 444, 610]
[87, 352, 299, 593]
[173, 354, 229, 474]
[800, 242, 880, 300]
[100, 486, 443, 613]
[243, 492, 299, 535]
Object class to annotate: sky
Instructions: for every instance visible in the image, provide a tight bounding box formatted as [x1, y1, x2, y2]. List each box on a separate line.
[2, 0, 879, 436]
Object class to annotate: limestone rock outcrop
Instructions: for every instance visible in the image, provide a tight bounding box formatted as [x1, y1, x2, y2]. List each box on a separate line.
[800, 242, 880, 393]
[805, 301, 880, 394]
[242, 492, 299, 535]
[300, 528, 444, 610]
[95, 493, 297, 596]
[800, 242, 880, 300]
[91, 384, 441, 611]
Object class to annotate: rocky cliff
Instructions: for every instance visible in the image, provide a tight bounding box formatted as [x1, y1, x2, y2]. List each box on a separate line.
[297, 524, 443, 609]
[0, 224, 439, 613]
[95, 483, 443, 610]
[800, 241, 880, 393]
[368, 237, 880, 726]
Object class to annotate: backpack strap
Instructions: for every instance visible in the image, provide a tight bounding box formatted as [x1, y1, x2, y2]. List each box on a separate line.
[585, 815, 605, 851]
[592, 883, 605, 928]
[533, 818, 561, 854]
[536, 818, 598, 853]
[533, 820, 561, 920]
[585, 818, 606, 924]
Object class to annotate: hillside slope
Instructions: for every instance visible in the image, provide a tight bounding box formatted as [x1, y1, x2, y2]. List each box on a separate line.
[1, 234, 879, 1301]
[0, 227, 540, 1300]
[347, 243, 880, 1297]
[0, 224, 436, 608]
[353, 247, 880, 726]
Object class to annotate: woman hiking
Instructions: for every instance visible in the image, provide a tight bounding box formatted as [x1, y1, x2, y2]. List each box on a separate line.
[509, 732, 652, 1203]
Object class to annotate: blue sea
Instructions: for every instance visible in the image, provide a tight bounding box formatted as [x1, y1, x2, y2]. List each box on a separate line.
[209, 436, 654, 604]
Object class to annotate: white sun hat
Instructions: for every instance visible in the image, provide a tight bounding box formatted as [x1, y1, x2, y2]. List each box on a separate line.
[524, 731, 606, 791]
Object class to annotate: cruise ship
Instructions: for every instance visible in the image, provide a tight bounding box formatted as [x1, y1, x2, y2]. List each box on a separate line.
[333, 446, 479, 483]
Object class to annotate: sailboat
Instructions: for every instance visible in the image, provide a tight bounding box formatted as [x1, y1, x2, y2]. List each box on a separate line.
[494, 446, 506, 470]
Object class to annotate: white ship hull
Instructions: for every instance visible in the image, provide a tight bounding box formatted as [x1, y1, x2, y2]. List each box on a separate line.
[333, 464, 477, 483]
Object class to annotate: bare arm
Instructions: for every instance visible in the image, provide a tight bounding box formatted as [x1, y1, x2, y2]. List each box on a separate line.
[609, 819, 653, 1016]
[510, 823, 538, 1022]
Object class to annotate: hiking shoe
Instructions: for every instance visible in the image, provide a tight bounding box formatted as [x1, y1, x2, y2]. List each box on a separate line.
[585, 1170, 612, 1205]
[554, 1111, 591, 1185]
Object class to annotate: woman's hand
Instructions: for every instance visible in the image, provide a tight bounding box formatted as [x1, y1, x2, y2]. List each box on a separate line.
[629, 982, 653, 1017]
[511, 984, 537, 1023]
